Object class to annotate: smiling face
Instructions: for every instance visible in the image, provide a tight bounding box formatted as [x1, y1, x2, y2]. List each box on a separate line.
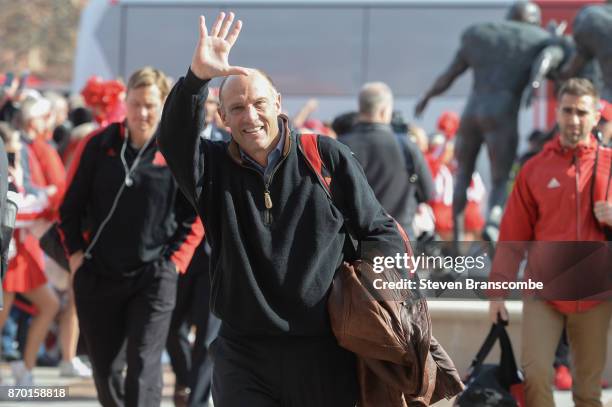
[556, 93, 600, 148]
[219, 72, 282, 156]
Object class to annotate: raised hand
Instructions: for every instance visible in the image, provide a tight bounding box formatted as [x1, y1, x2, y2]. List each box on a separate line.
[190, 12, 249, 80]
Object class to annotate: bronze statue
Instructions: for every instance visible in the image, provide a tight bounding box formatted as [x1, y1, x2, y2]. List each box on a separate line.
[415, 1, 561, 242]
[561, 1, 612, 101]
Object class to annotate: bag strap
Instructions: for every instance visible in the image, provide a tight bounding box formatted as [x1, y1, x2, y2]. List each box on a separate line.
[298, 134, 332, 198]
[470, 323, 502, 370]
[591, 146, 600, 203]
[590, 145, 612, 235]
[297, 133, 412, 255]
[396, 134, 417, 183]
[605, 151, 611, 202]
[496, 321, 522, 386]
[83, 180, 128, 259]
[470, 320, 510, 368]
[590, 144, 612, 200]
[298, 133, 358, 257]
[470, 320, 521, 385]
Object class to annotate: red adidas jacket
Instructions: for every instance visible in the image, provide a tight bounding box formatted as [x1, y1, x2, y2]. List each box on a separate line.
[490, 135, 612, 314]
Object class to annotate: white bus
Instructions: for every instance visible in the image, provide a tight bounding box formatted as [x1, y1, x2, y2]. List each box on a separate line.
[74, 0, 538, 129]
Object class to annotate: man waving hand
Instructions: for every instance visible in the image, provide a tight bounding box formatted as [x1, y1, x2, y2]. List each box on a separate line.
[158, 12, 408, 407]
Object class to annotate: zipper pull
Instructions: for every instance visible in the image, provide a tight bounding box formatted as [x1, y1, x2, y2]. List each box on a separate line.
[264, 190, 273, 209]
[264, 209, 272, 225]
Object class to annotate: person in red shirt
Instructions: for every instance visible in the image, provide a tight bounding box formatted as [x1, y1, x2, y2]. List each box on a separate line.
[0, 121, 60, 386]
[489, 78, 612, 407]
[29, 127, 66, 218]
[426, 134, 454, 240]
[598, 99, 612, 146]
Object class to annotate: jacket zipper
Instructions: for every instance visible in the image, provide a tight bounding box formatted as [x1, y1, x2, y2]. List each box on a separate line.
[574, 152, 581, 240]
[241, 152, 289, 226]
[262, 154, 290, 225]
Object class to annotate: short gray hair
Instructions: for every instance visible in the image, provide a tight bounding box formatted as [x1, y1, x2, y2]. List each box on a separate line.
[18, 96, 51, 123]
[358, 82, 393, 116]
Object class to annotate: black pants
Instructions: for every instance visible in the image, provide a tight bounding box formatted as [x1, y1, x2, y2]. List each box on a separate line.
[166, 242, 220, 406]
[211, 326, 358, 407]
[73, 259, 178, 407]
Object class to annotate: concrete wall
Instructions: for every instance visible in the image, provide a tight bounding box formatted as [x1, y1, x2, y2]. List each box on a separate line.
[429, 300, 612, 382]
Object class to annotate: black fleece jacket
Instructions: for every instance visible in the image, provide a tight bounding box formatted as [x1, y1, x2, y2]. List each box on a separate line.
[158, 68, 406, 336]
[59, 122, 203, 277]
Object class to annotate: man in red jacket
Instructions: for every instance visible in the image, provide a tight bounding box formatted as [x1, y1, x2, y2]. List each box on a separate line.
[489, 78, 612, 407]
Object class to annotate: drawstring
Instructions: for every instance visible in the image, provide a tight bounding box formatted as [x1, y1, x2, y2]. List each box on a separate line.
[84, 129, 154, 259]
[120, 128, 153, 187]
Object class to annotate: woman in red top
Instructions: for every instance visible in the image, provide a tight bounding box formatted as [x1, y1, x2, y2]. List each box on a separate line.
[0, 116, 60, 386]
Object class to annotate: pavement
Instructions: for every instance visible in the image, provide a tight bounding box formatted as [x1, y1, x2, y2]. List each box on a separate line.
[433, 392, 612, 407]
[0, 363, 178, 406]
[0, 363, 610, 406]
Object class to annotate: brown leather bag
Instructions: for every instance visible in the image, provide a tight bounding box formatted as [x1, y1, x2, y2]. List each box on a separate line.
[328, 260, 463, 406]
[298, 134, 463, 406]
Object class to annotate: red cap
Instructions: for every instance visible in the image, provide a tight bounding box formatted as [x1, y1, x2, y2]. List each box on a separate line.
[437, 111, 460, 139]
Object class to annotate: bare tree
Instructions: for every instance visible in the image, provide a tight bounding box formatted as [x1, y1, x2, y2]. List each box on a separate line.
[0, 0, 85, 83]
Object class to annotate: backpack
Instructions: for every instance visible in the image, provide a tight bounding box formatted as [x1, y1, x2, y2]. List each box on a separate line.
[396, 134, 417, 181]
[397, 134, 429, 203]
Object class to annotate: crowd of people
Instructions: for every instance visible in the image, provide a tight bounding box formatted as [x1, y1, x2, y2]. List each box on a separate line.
[0, 27, 470, 407]
[295, 101, 488, 244]
[0, 1, 611, 407]
[0, 75, 98, 386]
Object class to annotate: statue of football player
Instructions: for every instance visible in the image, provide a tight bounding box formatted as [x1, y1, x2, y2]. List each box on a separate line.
[561, 1, 612, 101]
[415, 1, 563, 242]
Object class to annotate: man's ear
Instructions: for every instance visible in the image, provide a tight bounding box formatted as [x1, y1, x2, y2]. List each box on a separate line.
[383, 106, 393, 123]
[594, 110, 601, 126]
[377, 105, 391, 123]
[219, 106, 227, 126]
[275, 92, 282, 113]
